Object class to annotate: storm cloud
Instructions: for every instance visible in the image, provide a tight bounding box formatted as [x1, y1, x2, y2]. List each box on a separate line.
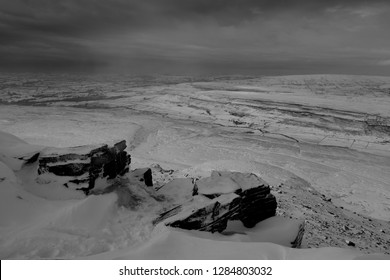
[1, 0, 390, 75]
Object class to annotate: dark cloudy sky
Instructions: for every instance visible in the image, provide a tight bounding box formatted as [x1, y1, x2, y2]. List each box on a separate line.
[1, 0, 390, 75]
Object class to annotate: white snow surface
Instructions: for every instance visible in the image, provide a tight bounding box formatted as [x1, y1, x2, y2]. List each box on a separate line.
[196, 171, 241, 195]
[0, 130, 387, 260]
[87, 226, 386, 260]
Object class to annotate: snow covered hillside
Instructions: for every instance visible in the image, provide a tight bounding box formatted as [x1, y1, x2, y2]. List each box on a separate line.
[0, 74, 389, 259]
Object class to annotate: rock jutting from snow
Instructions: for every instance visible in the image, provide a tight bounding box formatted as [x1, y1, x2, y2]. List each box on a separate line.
[129, 168, 153, 187]
[37, 140, 131, 194]
[154, 171, 277, 233]
[158, 193, 242, 233]
[18, 152, 41, 165]
[196, 171, 278, 228]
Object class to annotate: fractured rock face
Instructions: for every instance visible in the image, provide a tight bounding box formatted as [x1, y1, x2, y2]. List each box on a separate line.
[155, 171, 277, 233]
[196, 171, 277, 228]
[157, 193, 241, 233]
[37, 140, 131, 194]
[237, 180, 277, 228]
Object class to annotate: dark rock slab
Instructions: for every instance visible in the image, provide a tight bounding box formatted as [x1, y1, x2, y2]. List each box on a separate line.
[238, 185, 277, 228]
[37, 140, 131, 194]
[155, 171, 277, 233]
[196, 171, 277, 228]
[160, 193, 241, 233]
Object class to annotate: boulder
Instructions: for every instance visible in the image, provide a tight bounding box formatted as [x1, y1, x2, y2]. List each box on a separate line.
[237, 181, 277, 228]
[37, 140, 131, 194]
[196, 171, 277, 227]
[155, 171, 277, 232]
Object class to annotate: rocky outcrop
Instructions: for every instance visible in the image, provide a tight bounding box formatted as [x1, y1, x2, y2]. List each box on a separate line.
[160, 193, 241, 233]
[154, 171, 277, 232]
[196, 171, 277, 228]
[130, 168, 153, 187]
[237, 180, 278, 228]
[37, 140, 131, 194]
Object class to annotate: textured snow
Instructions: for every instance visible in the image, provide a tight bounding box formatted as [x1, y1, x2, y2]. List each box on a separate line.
[0, 161, 17, 183]
[157, 178, 195, 203]
[224, 217, 303, 247]
[196, 171, 240, 195]
[88, 226, 384, 260]
[0, 131, 43, 171]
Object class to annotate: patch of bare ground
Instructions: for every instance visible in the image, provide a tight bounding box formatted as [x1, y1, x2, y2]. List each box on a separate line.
[274, 176, 390, 255]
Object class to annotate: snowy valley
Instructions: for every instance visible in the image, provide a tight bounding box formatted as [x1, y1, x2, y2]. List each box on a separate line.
[0, 74, 390, 259]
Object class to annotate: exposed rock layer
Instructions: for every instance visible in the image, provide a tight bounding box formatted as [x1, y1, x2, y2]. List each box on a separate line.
[37, 141, 131, 194]
[155, 171, 277, 233]
[166, 194, 241, 232]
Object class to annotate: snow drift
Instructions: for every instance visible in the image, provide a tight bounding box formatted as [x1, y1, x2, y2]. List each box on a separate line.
[1, 130, 389, 260]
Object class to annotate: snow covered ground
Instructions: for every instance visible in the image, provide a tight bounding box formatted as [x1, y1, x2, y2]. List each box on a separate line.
[0, 74, 389, 259]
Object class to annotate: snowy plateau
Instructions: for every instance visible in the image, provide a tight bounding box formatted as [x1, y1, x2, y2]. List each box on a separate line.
[0, 73, 390, 260]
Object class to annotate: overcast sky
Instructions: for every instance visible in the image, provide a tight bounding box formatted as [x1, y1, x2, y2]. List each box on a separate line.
[1, 0, 390, 75]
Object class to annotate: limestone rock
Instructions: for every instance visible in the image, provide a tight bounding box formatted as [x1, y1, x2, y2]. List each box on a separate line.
[37, 140, 131, 194]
